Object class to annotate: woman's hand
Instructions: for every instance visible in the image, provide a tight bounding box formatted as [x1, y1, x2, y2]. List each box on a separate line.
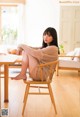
[16, 48, 23, 55]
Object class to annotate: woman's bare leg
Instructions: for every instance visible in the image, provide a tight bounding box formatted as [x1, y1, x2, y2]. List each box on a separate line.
[12, 50, 39, 80]
[12, 51, 29, 80]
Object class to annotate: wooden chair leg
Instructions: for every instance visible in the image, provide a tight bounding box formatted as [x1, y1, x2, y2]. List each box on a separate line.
[23, 85, 28, 103]
[56, 63, 59, 76]
[48, 84, 57, 114]
[22, 84, 30, 115]
[78, 70, 80, 73]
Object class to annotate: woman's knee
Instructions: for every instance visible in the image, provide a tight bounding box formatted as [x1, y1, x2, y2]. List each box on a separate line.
[22, 50, 29, 56]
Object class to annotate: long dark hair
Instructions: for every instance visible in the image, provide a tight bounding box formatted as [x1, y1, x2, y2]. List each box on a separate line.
[42, 27, 60, 54]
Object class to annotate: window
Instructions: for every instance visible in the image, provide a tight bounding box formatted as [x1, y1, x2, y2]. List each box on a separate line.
[0, 5, 18, 46]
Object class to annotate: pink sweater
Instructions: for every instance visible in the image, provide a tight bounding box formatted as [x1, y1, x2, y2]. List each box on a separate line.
[18, 44, 58, 80]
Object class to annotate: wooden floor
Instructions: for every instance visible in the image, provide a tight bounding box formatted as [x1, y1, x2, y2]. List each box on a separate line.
[0, 69, 80, 117]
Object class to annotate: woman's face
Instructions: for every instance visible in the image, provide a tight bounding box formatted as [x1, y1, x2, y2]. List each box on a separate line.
[43, 33, 53, 45]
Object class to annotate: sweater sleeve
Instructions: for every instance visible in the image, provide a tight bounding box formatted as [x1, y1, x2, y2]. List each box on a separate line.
[18, 44, 43, 61]
[18, 44, 58, 62]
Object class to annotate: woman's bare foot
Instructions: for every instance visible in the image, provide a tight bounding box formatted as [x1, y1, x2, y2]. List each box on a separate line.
[11, 74, 27, 80]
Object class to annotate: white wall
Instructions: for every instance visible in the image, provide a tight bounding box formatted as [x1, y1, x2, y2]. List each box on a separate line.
[25, 0, 60, 47]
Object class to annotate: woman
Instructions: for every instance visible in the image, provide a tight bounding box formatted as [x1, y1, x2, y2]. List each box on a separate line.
[12, 27, 59, 81]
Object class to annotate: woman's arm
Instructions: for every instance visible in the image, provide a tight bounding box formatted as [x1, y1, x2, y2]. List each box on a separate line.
[31, 47, 42, 49]
[17, 44, 43, 61]
[18, 44, 42, 50]
[18, 44, 41, 50]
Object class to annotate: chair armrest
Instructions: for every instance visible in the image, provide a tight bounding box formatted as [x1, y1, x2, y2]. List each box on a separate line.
[38, 60, 58, 67]
[58, 55, 80, 62]
[58, 55, 80, 58]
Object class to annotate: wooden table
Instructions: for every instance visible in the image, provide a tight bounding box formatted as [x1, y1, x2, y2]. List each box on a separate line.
[0, 54, 19, 102]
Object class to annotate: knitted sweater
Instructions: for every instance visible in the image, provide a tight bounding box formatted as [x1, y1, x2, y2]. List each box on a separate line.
[18, 44, 58, 80]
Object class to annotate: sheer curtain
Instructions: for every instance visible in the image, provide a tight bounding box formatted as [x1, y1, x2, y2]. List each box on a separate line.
[17, 3, 26, 45]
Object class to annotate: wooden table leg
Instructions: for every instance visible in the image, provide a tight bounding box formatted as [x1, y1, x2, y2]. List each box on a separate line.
[4, 64, 9, 102]
[0, 66, 1, 108]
